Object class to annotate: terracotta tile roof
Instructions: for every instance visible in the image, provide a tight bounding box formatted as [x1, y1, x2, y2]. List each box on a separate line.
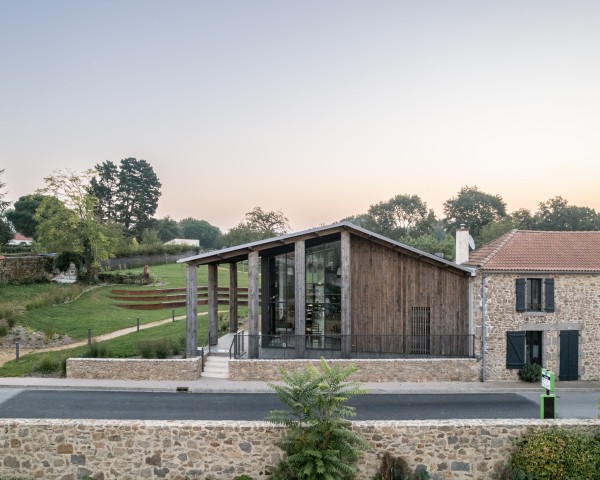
[465, 230, 600, 272]
[13, 233, 32, 241]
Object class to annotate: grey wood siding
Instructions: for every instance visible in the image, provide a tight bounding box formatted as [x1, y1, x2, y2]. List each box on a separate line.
[349, 236, 469, 337]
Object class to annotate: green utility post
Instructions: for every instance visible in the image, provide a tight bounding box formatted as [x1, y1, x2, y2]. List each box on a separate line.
[540, 368, 556, 419]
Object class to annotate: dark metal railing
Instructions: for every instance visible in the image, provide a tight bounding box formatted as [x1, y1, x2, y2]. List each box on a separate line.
[230, 329, 247, 359]
[230, 334, 474, 360]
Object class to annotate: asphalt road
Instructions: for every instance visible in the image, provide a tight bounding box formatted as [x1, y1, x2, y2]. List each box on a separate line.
[0, 390, 549, 420]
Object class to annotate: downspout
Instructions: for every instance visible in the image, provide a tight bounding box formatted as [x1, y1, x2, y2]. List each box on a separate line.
[481, 272, 487, 383]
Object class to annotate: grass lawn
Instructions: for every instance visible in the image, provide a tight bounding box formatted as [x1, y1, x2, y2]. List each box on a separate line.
[0, 261, 250, 377]
[2, 262, 249, 340]
[0, 315, 212, 377]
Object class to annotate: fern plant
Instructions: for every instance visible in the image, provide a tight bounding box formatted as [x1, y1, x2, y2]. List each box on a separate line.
[266, 358, 369, 480]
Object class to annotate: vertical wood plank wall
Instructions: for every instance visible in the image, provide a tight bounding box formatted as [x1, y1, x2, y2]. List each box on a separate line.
[350, 236, 469, 339]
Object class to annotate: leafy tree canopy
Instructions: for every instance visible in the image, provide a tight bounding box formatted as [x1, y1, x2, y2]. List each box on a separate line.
[179, 217, 221, 249]
[443, 185, 507, 240]
[35, 169, 122, 281]
[220, 207, 290, 247]
[533, 196, 600, 231]
[152, 216, 181, 242]
[5, 194, 47, 238]
[89, 158, 162, 237]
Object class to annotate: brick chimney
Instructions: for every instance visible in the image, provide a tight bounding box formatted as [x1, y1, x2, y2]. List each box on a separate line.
[455, 224, 470, 265]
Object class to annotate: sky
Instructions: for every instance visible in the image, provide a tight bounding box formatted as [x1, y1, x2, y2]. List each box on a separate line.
[2, 1, 600, 232]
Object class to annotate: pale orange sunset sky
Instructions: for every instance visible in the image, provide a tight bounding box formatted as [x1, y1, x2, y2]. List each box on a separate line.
[2, 1, 599, 232]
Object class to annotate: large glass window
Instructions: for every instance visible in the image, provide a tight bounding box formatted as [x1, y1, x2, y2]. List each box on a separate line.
[266, 251, 295, 337]
[306, 241, 341, 348]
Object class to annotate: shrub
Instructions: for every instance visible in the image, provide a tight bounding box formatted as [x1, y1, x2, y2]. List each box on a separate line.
[83, 343, 113, 358]
[373, 452, 413, 480]
[34, 356, 66, 377]
[233, 476, 254, 480]
[137, 340, 173, 359]
[266, 358, 369, 480]
[97, 271, 154, 285]
[518, 363, 542, 383]
[0, 304, 18, 321]
[0, 325, 7, 337]
[54, 251, 83, 272]
[25, 285, 84, 311]
[505, 427, 600, 480]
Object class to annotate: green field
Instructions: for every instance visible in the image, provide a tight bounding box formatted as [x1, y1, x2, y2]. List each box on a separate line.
[0, 262, 249, 376]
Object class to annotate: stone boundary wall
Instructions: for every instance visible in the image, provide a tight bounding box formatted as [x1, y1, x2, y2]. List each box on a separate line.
[0, 255, 54, 284]
[230, 358, 480, 382]
[1, 419, 598, 480]
[67, 357, 202, 381]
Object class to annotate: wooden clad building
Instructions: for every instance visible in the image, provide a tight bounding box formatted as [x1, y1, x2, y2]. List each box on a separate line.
[179, 222, 473, 359]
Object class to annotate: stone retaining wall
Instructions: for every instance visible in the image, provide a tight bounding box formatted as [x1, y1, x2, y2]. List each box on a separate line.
[67, 357, 202, 381]
[229, 358, 480, 382]
[1, 419, 598, 480]
[0, 255, 54, 284]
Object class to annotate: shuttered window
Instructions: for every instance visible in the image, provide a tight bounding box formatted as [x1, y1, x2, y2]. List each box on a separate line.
[515, 278, 555, 313]
[544, 278, 555, 312]
[506, 331, 526, 369]
[516, 279, 526, 312]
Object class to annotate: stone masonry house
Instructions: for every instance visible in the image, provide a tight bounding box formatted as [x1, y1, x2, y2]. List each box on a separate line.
[458, 228, 600, 381]
[179, 222, 474, 363]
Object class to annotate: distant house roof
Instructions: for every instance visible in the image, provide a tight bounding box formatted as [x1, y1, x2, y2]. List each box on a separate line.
[466, 230, 600, 273]
[178, 221, 473, 275]
[7, 233, 33, 246]
[13, 233, 32, 241]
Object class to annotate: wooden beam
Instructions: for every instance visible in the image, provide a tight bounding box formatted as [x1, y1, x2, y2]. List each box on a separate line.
[341, 231, 351, 358]
[185, 264, 198, 358]
[294, 240, 306, 358]
[229, 262, 238, 333]
[208, 264, 218, 346]
[248, 251, 259, 358]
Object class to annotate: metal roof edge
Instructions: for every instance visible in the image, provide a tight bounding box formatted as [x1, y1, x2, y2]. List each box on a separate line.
[178, 221, 473, 274]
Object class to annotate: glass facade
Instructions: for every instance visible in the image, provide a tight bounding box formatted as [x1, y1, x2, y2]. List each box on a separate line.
[264, 239, 341, 348]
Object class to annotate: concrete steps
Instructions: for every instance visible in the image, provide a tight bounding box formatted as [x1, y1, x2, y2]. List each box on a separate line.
[202, 354, 230, 379]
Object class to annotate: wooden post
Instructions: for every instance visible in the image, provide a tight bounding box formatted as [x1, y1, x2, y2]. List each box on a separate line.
[341, 231, 352, 358]
[295, 240, 306, 358]
[248, 251, 259, 359]
[186, 264, 198, 358]
[229, 262, 238, 333]
[208, 264, 218, 346]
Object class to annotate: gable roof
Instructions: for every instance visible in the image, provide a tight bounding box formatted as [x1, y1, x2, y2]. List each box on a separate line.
[178, 221, 472, 275]
[466, 230, 600, 272]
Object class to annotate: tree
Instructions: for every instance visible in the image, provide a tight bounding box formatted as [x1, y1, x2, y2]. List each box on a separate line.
[0, 170, 12, 244]
[443, 186, 507, 240]
[5, 194, 47, 238]
[511, 208, 536, 230]
[35, 169, 122, 281]
[477, 216, 521, 245]
[88, 160, 119, 222]
[533, 196, 600, 231]
[153, 216, 181, 242]
[366, 194, 435, 239]
[266, 359, 369, 480]
[89, 158, 162, 237]
[399, 233, 456, 260]
[220, 207, 290, 247]
[179, 218, 221, 249]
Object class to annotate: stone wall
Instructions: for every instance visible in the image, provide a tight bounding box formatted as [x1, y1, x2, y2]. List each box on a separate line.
[229, 358, 479, 382]
[67, 357, 202, 381]
[0, 255, 54, 284]
[1, 419, 598, 480]
[472, 272, 600, 381]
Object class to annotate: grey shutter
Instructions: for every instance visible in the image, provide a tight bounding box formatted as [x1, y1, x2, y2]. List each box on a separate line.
[506, 331, 525, 369]
[544, 278, 555, 313]
[516, 278, 526, 312]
